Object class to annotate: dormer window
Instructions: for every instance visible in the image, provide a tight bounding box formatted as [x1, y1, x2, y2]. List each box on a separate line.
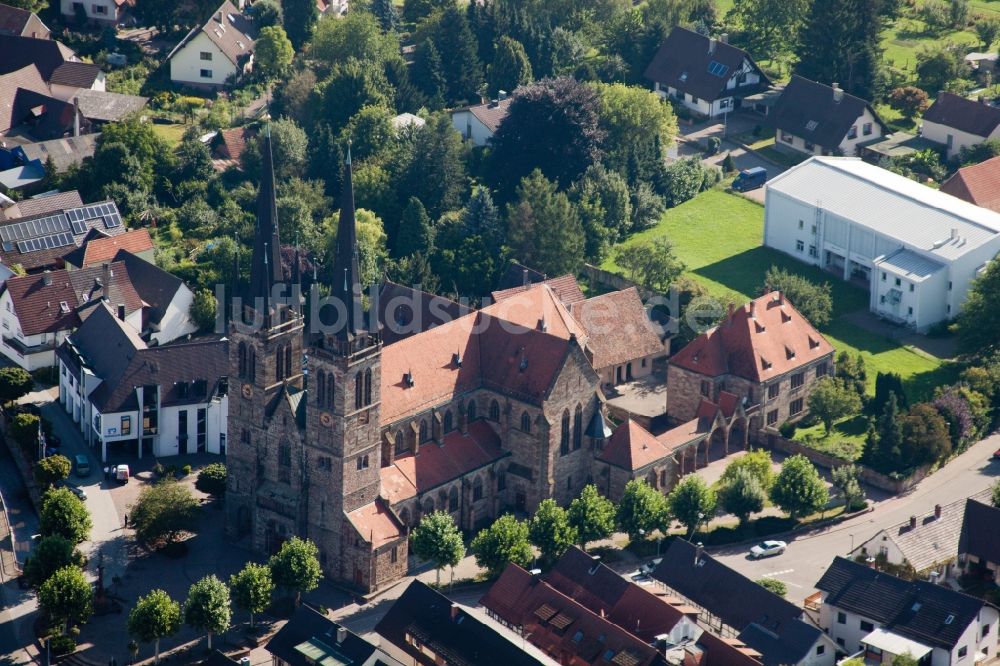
[59, 301, 70, 314]
[403, 372, 415, 388]
[755, 321, 766, 333]
[808, 336, 820, 349]
[452, 352, 462, 368]
[785, 346, 795, 360]
[761, 356, 772, 370]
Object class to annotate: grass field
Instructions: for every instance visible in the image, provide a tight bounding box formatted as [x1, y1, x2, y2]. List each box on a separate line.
[602, 189, 953, 398]
[151, 123, 188, 148]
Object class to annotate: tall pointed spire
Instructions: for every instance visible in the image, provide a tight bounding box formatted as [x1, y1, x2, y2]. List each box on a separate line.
[248, 126, 284, 315]
[331, 141, 364, 340]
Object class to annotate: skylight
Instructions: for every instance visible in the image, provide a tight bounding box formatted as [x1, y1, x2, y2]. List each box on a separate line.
[679, 71, 688, 82]
[805, 120, 819, 131]
[707, 61, 729, 77]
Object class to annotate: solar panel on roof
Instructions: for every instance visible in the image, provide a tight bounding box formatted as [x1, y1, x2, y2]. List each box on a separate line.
[17, 231, 74, 254]
[70, 220, 87, 235]
[708, 60, 729, 77]
[103, 213, 122, 229]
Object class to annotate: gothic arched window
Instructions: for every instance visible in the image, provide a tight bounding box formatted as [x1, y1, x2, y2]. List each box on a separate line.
[467, 400, 477, 422]
[443, 410, 454, 433]
[285, 345, 293, 379]
[364, 368, 373, 406]
[316, 370, 325, 406]
[560, 410, 570, 455]
[521, 411, 531, 433]
[248, 347, 256, 383]
[489, 400, 500, 421]
[573, 404, 583, 450]
[238, 342, 247, 378]
[326, 374, 335, 408]
[354, 373, 363, 410]
[276, 347, 285, 381]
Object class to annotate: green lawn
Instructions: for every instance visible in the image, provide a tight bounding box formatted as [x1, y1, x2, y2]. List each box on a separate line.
[881, 15, 980, 83]
[151, 123, 188, 148]
[603, 189, 951, 397]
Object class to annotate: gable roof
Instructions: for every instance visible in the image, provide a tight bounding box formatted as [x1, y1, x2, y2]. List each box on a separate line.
[483, 283, 589, 343]
[266, 605, 400, 666]
[376, 580, 547, 666]
[49, 61, 100, 88]
[670, 291, 833, 383]
[0, 199, 126, 271]
[213, 126, 251, 161]
[62, 228, 152, 267]
[492, 272, 586, 305]
[816, 556, 987, 651]
[0, 63, 49, 133]
[940, 155, 1000, 213]
[652, 539, 822, 665]
[644, 27, 770, 102]
[0, 190, 82, 221]
[923, 92, 1000, 138]
[107, 249, 184, 329]
[598, 419, 675, 471]
[858, 489, 991, 573]
[72, 89, 147, 122]
[345, 498, 405, 550]
[959, 498, 1000, 565]
[17, 134, 98, 173]
[0, 34, 76, 79]
[769, 76, 886, 148]
[571, 287, 664, 370]
[453, 97, 512, 134]
[169, 1, 256, 67]
[4, 261, 141, 337]
[0, 3, 47, 39]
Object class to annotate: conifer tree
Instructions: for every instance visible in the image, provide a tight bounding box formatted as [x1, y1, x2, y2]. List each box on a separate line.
[488, 36, 533, 96]
[795, 0, 884, 100]
[395, 197, 434, 257]
[434, 6, 484, 105]
[411, 39, 447, 110]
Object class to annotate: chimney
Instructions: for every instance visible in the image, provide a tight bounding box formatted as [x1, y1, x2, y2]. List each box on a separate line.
[336, 626, 347, 644]
[708, 37, 717, 55]
[498, 89, 508, 101]
[450, 603, 460, 622]
[934, 504, 941, 519]
[951, 227, 959, 241]
[73, 97, 80, 138]
[909, 515, 917, 529]
[522, 268, 529, 287]
[749, 300, 757, 319]
[694, 542, 704, 565]
[101, 262, 111, 299]
[777, 290, 784, 306]
[720, 33, 728, 44]
[117, 303, 125, 321]
[929, 571, 940, 585]
[727, 303, 734, 318]
[43, 270, 52, 286]
[529, 568, 542, 585]
[832, 82, 844, 103]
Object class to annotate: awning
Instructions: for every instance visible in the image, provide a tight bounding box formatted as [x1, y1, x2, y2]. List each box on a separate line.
[862, 629, 933, 660]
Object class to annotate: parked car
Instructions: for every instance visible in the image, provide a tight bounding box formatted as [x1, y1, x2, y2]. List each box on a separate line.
[58, 482, 87, 501]
[732, 166, 767, 192]
[115, 464, 130, 483]
[993, 448, 1000, 460]
[74, 454, 90, 478]
[749, 540, 787, 559]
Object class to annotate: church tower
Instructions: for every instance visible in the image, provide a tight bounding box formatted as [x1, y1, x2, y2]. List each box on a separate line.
[225, 129, 306, 551]
[303, 145, 386, 582]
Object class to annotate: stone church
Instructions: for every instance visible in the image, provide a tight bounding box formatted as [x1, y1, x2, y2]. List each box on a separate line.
[225, 134, 616, 593]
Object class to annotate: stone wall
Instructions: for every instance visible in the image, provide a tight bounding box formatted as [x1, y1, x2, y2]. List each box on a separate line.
[763, 431, 932, 494]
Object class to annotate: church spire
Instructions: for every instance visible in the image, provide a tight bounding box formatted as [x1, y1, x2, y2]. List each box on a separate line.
[331, 141, 364, 340]
[248, 126, 284, 317]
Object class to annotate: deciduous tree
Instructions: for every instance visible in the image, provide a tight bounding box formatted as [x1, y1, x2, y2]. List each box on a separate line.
[725, 0, 809, 58]
[195, 463, 227, 499]
[769, 454, 829, 519]
[795, 0, 884, 100]
[616, 479, 669, 542]
[39, 566, 92, 635]
[762, 266, 833, 328]
[506, 170, 584, 276]
[808, 378, 862, 434]
[720, 449, 775, 490]
[470, 514, 533, 576]
[410, 511, 466, 585]
[34, 455, 71, 489]
[831, 464, 866, 511]
[902, 403, 952, 465]
[613, 236, 685, 294]
[568, 484, 616, 550]
[40, 487, 92, 544]
[128, 589, 181, 665]
[756, 577, 787, 597]
[668, 476, 716, 537]
[957, 258, 1000, 355]
[229, 563, 274, 629]
[719, 467, 766, 525]
[23, 536, 84, 590]
[269, 537, 322, 605]
[282, 0, 319, 49]
[888, 87, 931, 120]
[255, 26, 295, 79]
[529, 499, 577, 565]
[0, 366, 33, 406]
[130, 479, 199, 547]
[184, 575, 231, 650]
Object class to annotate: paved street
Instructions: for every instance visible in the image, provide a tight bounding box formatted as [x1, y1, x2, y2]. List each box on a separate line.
[712, 433, 1000, 597]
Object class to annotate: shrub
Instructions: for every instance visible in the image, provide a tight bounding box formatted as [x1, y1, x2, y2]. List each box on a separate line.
[756, 577, 787, 597]
[762, 266, 833, 328]
[49, 635, 76, 656]
[181, 464, 192, 477]
[195, 463, 227, 498]
[705, 137, 721, 155]
[778, 421, 796, 438]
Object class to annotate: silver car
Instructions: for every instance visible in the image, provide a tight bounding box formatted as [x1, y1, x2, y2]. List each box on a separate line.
[749, 540, 787, 559]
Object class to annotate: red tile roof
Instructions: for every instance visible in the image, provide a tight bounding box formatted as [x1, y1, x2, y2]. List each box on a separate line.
[77, 229, 153, 266]
[482, 283, 588, 344]
[345, 498, 405, 549]
[481, 564, 664, 666]
[214, 126, 251, 162]
[380, 310, 574, 424]
[598, 419, 675, 471]
[940, 155, 1000, 213]
[670, 291, 834, 383]
[658, 418, 710, 452]
[4, 261, 141, 336]
[492, 273, 585, 305]
[571, 288, 664, 370]
[380, 420, 505, 502]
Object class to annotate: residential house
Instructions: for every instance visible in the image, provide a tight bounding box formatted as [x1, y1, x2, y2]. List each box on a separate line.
[209, 125, 252, 171]
[0, 198, 128, 272]
[0, 3, 50, 38]
[853, 490, 992, 580]
[0, 35, 104, 100]
[651, 539, 837, 666]
[644, 27, 770, 118]
[666, 291, 834, 439]
[57, 300, 228, 461]
[0, 189, 82, 222]
[958, 498, 1000, 584]
[62, 229, 155, 268]
[764, 156, 1000, 331]
[0, 64, 81, 138]
[482, 547, 765, 666]
[316, 0, 348, 16]
[71, 89, 147, 126]
[375, 580, 551, 666]
[0, 260, 142, 370]
[769, 76, 887, 157]
[167, 1, 256, 89]
[13, 134, 98, 176]
[59, 0, 133, 25]
[940, 155, 1000, 213]
[921, 92, 1000, 160]
[450, 95, 511, 146]
[265, 604, 403, 666]
[815, 556, 999, 666]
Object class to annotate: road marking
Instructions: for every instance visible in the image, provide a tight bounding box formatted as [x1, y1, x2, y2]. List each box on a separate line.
[761, 569, 794, 577]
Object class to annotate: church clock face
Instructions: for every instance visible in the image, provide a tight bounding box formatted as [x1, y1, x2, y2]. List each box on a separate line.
[242, 384, 253, 399]
[320, 412, 333, 427]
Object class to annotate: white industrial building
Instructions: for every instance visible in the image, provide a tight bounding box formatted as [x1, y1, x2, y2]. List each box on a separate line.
[764, 157, 1000, 332]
